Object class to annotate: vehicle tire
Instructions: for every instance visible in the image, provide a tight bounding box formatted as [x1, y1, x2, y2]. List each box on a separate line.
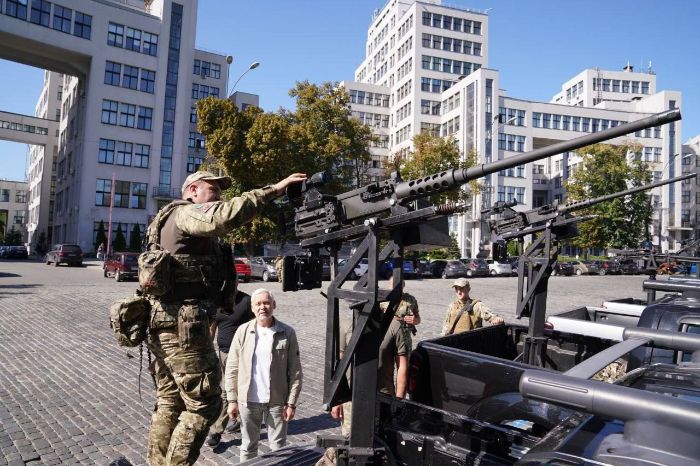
[46, 257, 50, 265]
[466, 270, 473, 277]
[54, 260, 60, 267]
[441, 271, 448, 279]
[115, 270, 122, 282]
[490, 270, 497, 276]
[103, 268, 108, 278]
[599, 269, 606, 276]
[244, 276, 250, 283]
[349, 271, 357, 280]
[262, 271, 270, 282]
[576, 269, 582, 276]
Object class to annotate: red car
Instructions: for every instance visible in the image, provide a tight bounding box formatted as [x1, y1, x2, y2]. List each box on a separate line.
[235, 258, 251, 282]
[103, 252, 140, 281]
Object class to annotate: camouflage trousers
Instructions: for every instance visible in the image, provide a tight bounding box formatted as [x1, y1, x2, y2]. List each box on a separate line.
[147, 329, 222, 466]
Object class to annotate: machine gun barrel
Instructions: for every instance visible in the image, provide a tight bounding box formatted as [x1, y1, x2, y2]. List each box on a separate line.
[558, 172, 696, 214]
[393, 109, 680, 203]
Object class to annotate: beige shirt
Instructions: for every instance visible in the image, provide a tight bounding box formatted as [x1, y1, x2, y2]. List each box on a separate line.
[440, 298, 500, 336]
[225, 318, 303, 406]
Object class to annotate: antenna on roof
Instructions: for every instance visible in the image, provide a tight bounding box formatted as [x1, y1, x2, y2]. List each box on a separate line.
[648, 60, 655, 75]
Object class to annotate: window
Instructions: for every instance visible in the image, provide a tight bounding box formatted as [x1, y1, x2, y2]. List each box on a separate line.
[641, 81, 649, 94]
[107, 22, 124, 47]
[125, 27, 141, 52]
[101, 100, 118, 125]
[134, 144, 150, 168]
[95, 179, 111, 206]
[498, 133, 506, 150]
[98, 138, 115, 164]
[137, 107, 153, 130]
[140, 69, 155, 93]
[187, 155, 203, 173]
[122, 65, 138, 89]
[572, 116, 580, 131]
[73, 12, 91, 39]
[14, 211, 25, 224]
[113, 181, 130, 208]
[116, 141, 132, 166]
[190, 105, 198, 123]
[6, 0, 29, 20]
[104, 61, 121, 86]
[582, 118, 590, 132]
[532, 112, 542, 128]
[30, 0, 51, 27]
[119, 103, 136, 127]
[15, 190, 28, 203]
[517, 135, 526, 152]
[130, 183, 147, 209]
[142, 32, 158, 56]
[211, 63, 221, 79]
[52, 5, 72, 33]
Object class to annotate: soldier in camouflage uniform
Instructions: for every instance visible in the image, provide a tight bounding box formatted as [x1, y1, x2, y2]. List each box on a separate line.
[440, 278, 504, 336]
[144, 170, 306, 466]
[379, 276, 420, 352]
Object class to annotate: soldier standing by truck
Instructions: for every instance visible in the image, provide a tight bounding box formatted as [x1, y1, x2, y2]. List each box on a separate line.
[440, 278, 504, 336]
[142, 170, 306, 466]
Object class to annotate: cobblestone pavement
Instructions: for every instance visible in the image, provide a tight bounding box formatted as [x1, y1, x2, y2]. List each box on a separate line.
[0, 259, 650, 465]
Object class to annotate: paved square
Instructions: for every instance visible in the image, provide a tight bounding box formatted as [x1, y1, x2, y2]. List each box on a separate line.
[0, 259, 648, 465]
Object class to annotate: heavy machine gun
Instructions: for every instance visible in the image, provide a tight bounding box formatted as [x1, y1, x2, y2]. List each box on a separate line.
[482, 172, 696, 367]
[285, 109, 681, 466]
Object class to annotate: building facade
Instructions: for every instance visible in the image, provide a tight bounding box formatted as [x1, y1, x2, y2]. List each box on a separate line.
[344, 0, 690, 256]
[0, 0, 229, 254]
[0, 179, 29, 243]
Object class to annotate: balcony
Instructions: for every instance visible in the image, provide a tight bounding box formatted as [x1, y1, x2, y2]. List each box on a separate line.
[152, 186, 180, 200]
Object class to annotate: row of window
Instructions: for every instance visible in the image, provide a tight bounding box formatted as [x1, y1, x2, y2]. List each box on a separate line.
[497, 107, 527, 127]
[420, 77, 456, 94]
[397, 13, 413, 40]
[421, 33, 482, 57]
[107, 21, 158, 56]
[98, 139, 150, 168]
[3, 0, 92, 39]
[397, 57, 412, 80]
[420, 122, 441, 137]
[497, 186, 526, 204]
[0, 188, 28, 203]
[421, 55, 480, 77]
[498, 133, 527, 152]
[396, 124, 411, 144]
[193, 60, 222, 79]
[1, 119, 49, 135]
[442, 92, 460, 114]
[592, 78, 650, 94]
[396, 102, 411, 123]
[104, 61, 155, 93]
[421, 12, 482, 35]
[188, 132, 205, 148]
[397, 36, 413, 61]
[634, 127, 663, 139]
[92, 221, 146, 245]
[532, 113, 626, 133]
[352, 111, 390, 129]
[499, 165, 526, 178]
[191, 84, 220, 100]
[565, 81, 584, 100]
[101, 100, 153, 131]
[396, 80, 412, 101]
[348, 89, 390, 107]
[95, 179, 147, 209]
[421, 99, 441, 116]
[442, 115, 460, 137]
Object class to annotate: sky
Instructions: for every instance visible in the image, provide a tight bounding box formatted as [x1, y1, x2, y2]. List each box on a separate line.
[1, 0, 699, 182]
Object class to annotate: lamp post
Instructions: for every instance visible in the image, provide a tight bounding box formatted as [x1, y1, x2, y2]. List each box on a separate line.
[228, 61, 260, 98]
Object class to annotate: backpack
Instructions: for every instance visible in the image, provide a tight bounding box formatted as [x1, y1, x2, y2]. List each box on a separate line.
[109, 294, 150, 347]
[138, 200, 190, 296]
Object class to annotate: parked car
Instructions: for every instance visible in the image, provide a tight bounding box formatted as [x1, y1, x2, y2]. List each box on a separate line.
[485, 259, 512, 276]
[3, 245, 28, 259]
[414, 260, 433, 278]
[45, 244, 83, 267]
[388, 258, 416, 279]
[0, 245, 9, 258]
[571, 260, 600, 275]
[103, 252, 139, 281]
[249, 256, 278, 282]
[459, 258, 490, 277]
[617, 259, 640, 275]
[593, 260, 620, 275]
[429, 259, 469, 279]
[552, 261, 574, 276]
[353, 258, 392, 279]
[234, 258, 251, 282]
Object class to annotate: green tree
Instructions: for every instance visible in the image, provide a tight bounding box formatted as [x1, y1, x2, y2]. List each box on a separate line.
[95, 220, 108, 252]
[4, 226, 22, 245]
[566, 143, 652, 250]
[196, 81, 375, 253]
[128, 224, 142, 252]
[113, 223, 127, 252]
[36, 231, 48, 255]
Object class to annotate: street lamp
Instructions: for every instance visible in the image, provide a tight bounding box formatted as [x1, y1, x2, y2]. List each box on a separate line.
[227, 61, 260, 98]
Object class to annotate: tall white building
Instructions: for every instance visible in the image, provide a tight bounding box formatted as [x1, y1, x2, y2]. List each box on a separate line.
[0, 0, 229, 253]
[344, 0, 689, 256]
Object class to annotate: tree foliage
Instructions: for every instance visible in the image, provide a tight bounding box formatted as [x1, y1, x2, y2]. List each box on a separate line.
[196, 81, 375, 252]
[129, 224, 142, 252]
[113, 223, 127, 252]
[566, 143, 652, 250]
[95, 221, 108, 252]
[36, 231, 48, 255]
[4, 226, 22, 245]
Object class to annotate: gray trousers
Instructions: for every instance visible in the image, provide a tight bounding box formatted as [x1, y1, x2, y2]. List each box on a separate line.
[209, 349, 232, 435]
[239, 402, 287, 461]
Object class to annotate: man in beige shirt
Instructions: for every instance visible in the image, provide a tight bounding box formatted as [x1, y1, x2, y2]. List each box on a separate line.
[440, 278, 504, 336]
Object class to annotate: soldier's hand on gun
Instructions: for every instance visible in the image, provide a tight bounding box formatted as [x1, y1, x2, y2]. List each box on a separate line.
[275, 173, 308, 196]
[403, 315, 416, 325]
[227, 401, 239, 421]
[330, 404, 344, 420]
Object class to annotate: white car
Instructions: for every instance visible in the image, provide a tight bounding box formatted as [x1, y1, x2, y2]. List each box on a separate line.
[486, 259, 513, 276]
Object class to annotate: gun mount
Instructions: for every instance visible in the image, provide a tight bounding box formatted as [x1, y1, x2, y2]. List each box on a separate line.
[288, 109, 682, 466]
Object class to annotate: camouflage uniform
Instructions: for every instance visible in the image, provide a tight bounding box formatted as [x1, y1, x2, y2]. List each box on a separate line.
[379, 292, 419, 352]
[145, 186, 277, 466]
[440, 298, 500, 336]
